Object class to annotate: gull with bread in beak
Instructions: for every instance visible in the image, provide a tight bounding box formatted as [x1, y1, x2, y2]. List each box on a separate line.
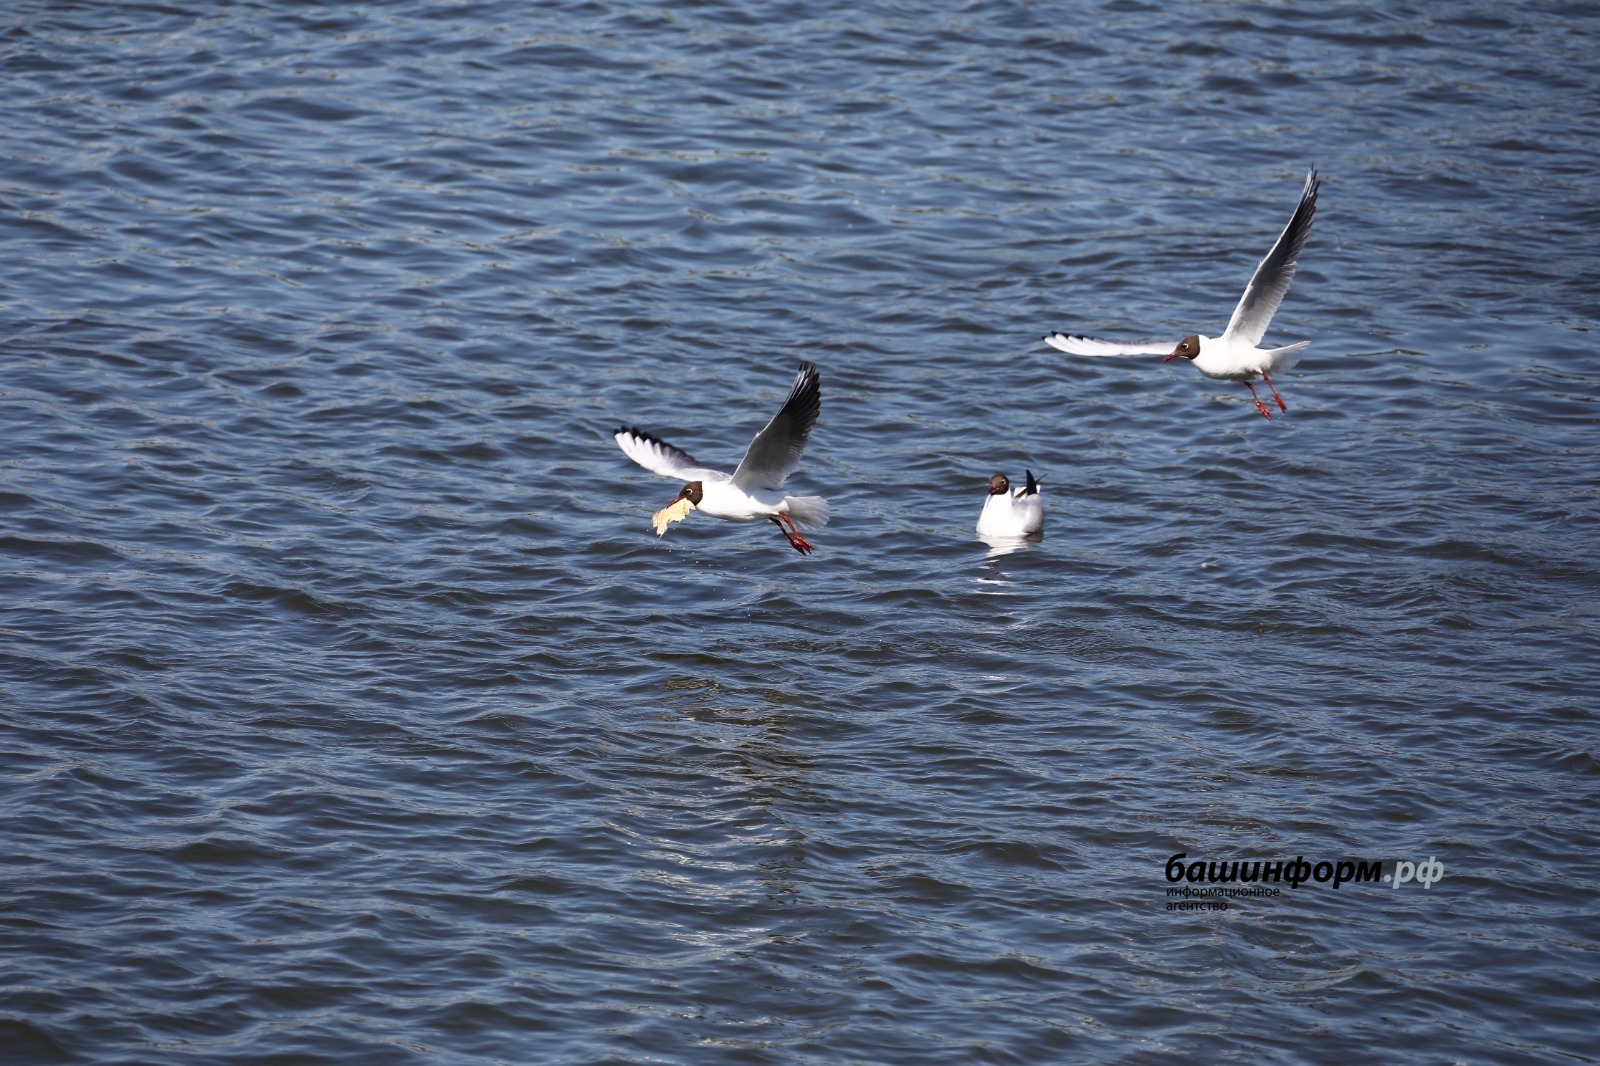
[614, 362, 829, 555]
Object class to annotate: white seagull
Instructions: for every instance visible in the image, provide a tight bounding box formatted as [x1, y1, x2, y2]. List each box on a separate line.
[614, 362, 829, 555]
[976, 470, 1044, 538]
[1044, 168, 1320, 419]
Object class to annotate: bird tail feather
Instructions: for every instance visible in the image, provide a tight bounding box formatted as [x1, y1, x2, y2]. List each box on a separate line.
[1264, 341, 1309, 372]
[784, 496, 830, 530]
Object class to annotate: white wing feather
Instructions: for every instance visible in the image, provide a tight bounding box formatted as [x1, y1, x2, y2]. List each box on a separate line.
[1221, 168, 1320, 347]
[1044, 332, 1170, 357]
[613, 427, 729, 483]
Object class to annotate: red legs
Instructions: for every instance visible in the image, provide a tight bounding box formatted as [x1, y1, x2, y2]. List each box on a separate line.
[1243, 381, 1273, 419]
[1262, 373, 1288, 413]
[769, 513, 815, 555]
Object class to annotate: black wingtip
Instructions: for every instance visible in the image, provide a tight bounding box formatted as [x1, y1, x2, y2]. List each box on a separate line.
[783, 361, 822, 423]
[1024, 469, 1041, 495]
[617, 425, 664, 445]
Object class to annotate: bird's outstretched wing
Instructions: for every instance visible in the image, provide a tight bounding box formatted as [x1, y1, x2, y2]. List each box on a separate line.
[1044, 332, 1170, 356]
[614, 427, 729, 483]
[1222, 168, 1319, 348]
[731, 362, 821, 492]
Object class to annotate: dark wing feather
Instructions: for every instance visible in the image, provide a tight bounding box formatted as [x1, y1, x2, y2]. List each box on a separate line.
[731, 362, 821, 491]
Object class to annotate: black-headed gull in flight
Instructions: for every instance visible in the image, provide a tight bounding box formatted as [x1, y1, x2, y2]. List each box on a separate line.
[976, 470, 1044, 538]
[614, 362, 829, 555]
[1045, 168, 1320, 419]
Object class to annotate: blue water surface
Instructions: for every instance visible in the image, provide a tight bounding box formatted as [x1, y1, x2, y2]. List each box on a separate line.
[2, 1, 1596, 1063]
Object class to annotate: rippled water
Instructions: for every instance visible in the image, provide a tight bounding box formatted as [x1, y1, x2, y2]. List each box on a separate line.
[4, 1, 1597, 1062]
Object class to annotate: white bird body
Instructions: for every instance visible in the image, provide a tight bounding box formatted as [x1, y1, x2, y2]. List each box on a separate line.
[681, 477, 830, 527]
[698, 480, 786, 521]
[614, 362, 828, 554]
[1044, 168, 1320, 418]
[976, 470, 1044, 538]
[1185, 335, 1308, 382]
